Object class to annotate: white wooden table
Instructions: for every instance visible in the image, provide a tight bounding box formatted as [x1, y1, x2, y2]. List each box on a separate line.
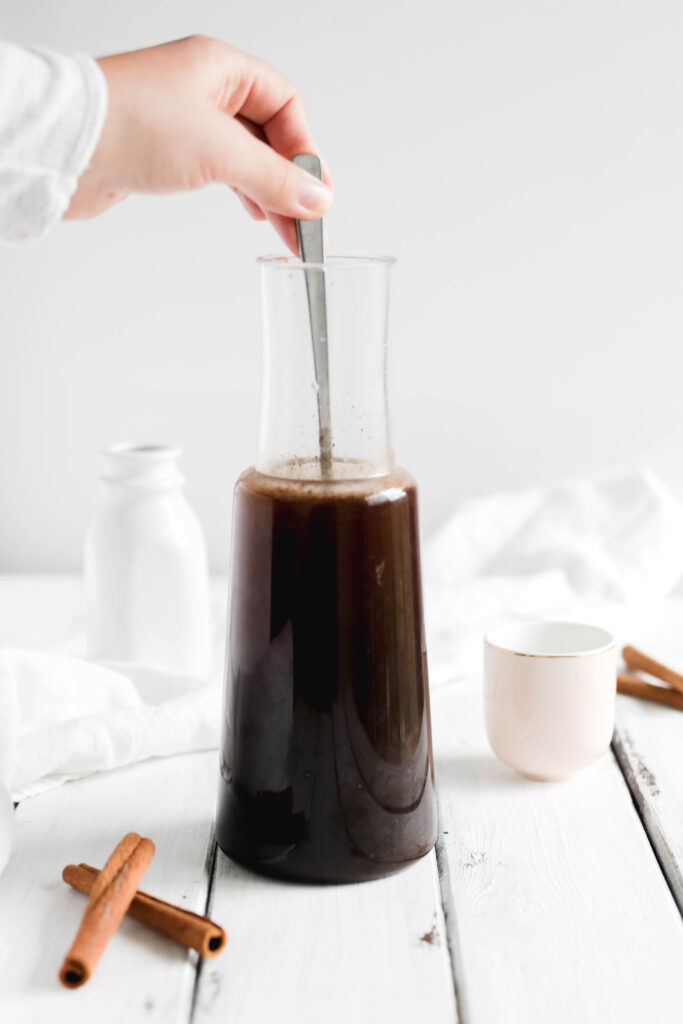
[1, 577, 682, 1023]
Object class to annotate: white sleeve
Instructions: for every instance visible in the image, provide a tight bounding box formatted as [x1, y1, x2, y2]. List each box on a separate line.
[0, 41, 107, 244]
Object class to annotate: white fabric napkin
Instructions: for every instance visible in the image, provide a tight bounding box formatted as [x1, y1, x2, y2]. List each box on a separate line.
[0, 582, 228, 802]
[0, 652, 221, 801]
[2, 466, 682, 803]
[423, 467, 683, 686]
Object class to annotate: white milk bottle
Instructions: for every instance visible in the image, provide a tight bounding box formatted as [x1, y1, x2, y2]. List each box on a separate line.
[85, 444, 211, 675]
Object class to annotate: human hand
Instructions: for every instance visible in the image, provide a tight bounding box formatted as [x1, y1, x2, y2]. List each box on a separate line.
[65, 36, 333, 252]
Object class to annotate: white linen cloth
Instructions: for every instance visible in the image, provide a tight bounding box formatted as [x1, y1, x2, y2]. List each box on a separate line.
[423, 467, 683, 687]
[0, 579, 228, 802]
[2, 468, 683, 802]
[0, 41, 107, 242]
[0, 655, 222, 802]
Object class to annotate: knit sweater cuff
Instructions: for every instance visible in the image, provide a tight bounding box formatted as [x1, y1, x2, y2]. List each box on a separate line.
[0, 44, 108, 243]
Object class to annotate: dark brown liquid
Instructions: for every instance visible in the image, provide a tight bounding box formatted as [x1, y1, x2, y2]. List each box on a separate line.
[215, 467, 437, 883]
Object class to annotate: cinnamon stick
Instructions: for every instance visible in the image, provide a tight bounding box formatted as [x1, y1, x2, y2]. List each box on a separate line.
[617, 673, 683, 711]
[621, 646, 683, 696]
[63, 863, 226, 958]
[59, 832, 155, 988]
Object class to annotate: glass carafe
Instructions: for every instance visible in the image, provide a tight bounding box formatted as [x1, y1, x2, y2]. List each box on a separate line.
[215, 255, 437, 882]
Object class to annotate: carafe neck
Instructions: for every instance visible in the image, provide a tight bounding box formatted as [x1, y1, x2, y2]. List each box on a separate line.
[255, 255, 395, 482]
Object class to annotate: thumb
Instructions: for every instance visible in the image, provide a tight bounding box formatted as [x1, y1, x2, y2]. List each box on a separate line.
[212, 118, 332, 219]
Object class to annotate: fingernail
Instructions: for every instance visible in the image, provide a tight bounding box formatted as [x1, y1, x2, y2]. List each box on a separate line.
[299, 172, 332, 213]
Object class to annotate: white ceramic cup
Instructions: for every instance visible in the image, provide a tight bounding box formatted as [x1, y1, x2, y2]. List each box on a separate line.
[483, 621, 617, 781]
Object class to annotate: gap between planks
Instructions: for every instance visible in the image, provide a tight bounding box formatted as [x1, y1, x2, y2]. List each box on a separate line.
[189, 832, 218, 1023]
[434, 819, 469, 1024]
[611, 715, 683, 915]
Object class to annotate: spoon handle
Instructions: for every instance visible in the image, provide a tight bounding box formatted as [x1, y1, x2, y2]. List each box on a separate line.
[293, 154, 332, 477]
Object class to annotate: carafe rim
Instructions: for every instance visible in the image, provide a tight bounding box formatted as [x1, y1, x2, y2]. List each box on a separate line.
[256, 252, 396, 272]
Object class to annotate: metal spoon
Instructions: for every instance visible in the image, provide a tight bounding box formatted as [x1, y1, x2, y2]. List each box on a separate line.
[293, 154, 332, 477]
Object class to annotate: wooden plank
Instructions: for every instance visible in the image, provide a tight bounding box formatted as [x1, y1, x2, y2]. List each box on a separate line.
[0, 751, 217, 1024]
[194, 846, 457, 1024]
[432, 680, 683, 1024]
[613, 694, 683, 912]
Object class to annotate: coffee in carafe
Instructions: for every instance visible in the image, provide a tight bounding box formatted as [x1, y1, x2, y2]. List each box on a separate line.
[215, 255, 437, 882]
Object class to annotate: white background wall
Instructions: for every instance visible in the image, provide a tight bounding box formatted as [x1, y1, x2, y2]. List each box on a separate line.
[1, 0, 682, 571]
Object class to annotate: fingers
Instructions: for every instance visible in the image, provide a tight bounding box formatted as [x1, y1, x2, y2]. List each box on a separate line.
[257, 94, 333, 188]
[213, 117, 332, 220]
[264, 212, 330, 257]
[219, 63, 331, 250]
[266, 211, 299, 255]
[64, 185, 128, 220]
[228, 53, 311, 148]
[233, 188, 267, 221]
[235, 112, 332, 190]
[258, 91, 316, 159]
[233, 114, 328, 249]
[229, 56, 332, 186]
